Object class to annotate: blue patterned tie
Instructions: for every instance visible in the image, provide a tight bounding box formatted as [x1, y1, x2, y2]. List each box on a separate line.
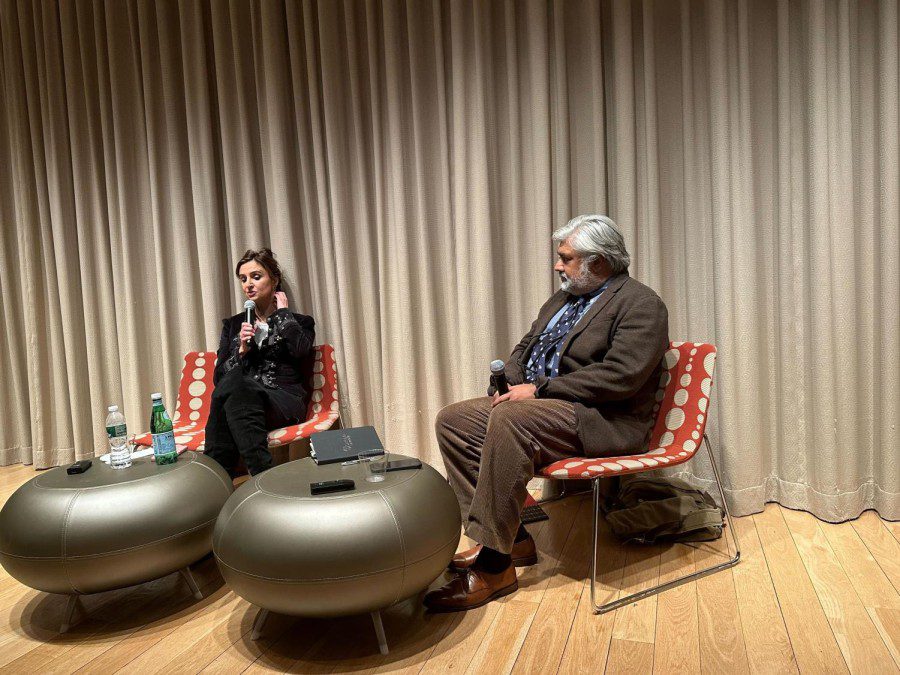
[526, 295, 590, 381]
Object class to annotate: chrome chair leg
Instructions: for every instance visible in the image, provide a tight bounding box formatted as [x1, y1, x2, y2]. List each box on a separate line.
[589, 478, 601, 611]
[538, 478, 593, 504]
[589, 435, 740, 614]
[704, 433, 741, 564]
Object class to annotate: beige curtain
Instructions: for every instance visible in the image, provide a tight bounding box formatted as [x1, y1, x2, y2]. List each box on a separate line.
[0, 0, 896, 521]
[602, 0, 899, 521]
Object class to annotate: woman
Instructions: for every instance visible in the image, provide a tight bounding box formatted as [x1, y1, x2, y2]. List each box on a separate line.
[204, 249, 315, 476]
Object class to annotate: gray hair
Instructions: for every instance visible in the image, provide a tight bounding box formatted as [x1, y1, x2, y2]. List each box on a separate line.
[552, 214, 630, 275]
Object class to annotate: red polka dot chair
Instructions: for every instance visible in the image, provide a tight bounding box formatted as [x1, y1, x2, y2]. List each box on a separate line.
[133, 344, 341, 454]
[537, 341, 740, 614]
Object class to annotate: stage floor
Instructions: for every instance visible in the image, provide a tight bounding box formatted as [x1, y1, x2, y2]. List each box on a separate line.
[0, 462, 898, 673]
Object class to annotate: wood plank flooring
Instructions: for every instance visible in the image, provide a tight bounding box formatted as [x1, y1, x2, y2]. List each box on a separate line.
[0, 464, 898, 674]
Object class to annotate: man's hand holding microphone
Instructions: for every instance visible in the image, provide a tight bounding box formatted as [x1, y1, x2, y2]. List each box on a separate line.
[489, 359, 536, 406]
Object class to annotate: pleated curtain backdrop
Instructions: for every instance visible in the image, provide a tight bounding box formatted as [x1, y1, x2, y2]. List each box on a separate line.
[0, 0, 896, 521]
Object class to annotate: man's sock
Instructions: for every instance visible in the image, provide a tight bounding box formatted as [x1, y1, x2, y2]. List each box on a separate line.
[474, 546, 512, 574]
[514, 524, 530, 543]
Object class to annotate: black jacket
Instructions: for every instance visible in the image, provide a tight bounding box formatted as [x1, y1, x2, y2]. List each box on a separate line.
[214, 309, 316, 411]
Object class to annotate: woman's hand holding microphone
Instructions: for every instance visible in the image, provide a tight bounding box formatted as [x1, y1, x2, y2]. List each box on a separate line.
[240, 294, 286, 356]
[238, 322, 256, 356]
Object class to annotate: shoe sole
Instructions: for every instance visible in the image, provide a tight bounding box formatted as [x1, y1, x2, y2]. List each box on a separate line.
[448, 554, 537, 573]
[425, 580, 519, 613]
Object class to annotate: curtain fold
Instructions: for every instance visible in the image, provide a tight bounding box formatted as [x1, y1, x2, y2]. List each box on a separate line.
[0, 0, 896, 521]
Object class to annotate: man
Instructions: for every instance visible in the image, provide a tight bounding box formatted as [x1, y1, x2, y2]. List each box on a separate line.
[425, 214, 669, 612]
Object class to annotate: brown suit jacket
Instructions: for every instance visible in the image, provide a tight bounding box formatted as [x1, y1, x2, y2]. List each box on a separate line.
[503, 274, 669, 457]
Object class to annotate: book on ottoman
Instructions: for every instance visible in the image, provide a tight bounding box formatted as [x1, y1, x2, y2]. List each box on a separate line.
[310, 426, 385, 465]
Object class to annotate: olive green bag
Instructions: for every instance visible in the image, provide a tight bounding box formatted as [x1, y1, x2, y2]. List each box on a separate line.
[604, 476, 724, 544]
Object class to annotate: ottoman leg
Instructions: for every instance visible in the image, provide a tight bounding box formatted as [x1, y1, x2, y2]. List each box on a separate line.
[180, 566, 203, 600]
[371, 610, 389, 655]
[60, 594, 78, 633]
[251, 608, 270, 641]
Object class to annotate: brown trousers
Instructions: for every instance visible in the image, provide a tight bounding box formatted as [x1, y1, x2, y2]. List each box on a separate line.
[435, 397, 582, 553]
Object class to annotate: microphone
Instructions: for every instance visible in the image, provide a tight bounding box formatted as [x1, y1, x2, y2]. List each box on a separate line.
[490, 359, 510, 395]
[243, 300, 256, 343]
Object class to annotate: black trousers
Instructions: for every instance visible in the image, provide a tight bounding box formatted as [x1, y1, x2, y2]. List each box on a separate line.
[204, 367, 303, 476]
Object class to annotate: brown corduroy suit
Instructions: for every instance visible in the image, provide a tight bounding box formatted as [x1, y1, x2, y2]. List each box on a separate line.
[436, 273, 669, 553]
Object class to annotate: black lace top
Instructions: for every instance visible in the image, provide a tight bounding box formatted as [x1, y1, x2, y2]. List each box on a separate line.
[214, 309, 316, 405]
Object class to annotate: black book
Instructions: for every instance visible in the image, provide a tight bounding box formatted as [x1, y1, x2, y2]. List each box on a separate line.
[310, 426, 385, 465]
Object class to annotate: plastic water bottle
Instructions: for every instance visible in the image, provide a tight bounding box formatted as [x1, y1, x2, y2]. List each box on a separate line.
[150, 393, 178, 465]
[105, 405, 131, 469]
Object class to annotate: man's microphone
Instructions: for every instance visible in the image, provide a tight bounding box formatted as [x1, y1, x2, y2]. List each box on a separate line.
[490, 359, 510, 396]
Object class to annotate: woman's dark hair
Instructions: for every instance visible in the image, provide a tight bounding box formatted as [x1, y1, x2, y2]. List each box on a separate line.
[235, 248, 283, 291]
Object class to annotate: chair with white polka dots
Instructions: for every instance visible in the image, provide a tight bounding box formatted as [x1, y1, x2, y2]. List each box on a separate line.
[265, 344, 341, 449]
[536, 341, 740, 613]
[133, 344, 341, 454]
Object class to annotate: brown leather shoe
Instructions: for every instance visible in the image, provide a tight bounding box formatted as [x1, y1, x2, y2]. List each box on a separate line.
[424, 565, 518, 612]
[449, 535, 537, 572]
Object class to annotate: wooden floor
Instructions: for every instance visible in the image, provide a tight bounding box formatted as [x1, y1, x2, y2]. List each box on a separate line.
[0, 463, 898, 674]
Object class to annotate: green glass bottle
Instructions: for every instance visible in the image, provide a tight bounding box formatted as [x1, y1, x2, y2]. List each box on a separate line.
[150, 393, 177, 465]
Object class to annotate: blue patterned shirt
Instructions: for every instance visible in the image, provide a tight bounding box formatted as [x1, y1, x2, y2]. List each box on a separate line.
[525, 281, 610, 381]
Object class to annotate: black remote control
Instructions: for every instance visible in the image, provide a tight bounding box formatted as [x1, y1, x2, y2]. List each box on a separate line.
[310, 479, 355, 495]
[67, 460, 92, 475]
[386, 459, 422, 472]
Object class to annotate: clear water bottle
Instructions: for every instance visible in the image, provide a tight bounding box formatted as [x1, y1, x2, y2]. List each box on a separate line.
[105, 405, 131, 469]
[150, 393, 177, 465]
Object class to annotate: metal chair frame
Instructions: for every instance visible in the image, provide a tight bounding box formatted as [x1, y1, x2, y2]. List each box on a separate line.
[584, 433, 740, 614]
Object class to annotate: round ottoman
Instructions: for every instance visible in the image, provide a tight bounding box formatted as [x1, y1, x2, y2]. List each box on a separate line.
[0, 451, 232, 631]
[213, 454, 460, 653]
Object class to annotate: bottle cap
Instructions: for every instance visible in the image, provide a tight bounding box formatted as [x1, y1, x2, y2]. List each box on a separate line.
[108, 405, 119, 412]
[151, 392, 162, 400]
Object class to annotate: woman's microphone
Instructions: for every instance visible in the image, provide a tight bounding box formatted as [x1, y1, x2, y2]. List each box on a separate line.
[243, 300, 256, 344]
[490, 359, 510, 395]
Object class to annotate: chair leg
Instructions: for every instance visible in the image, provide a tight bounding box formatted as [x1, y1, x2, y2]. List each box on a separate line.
[704, 433, 741, 563]
[589, 478, 601, 611]
[537, 479, 593, 505]
[589, 435, 741, 614]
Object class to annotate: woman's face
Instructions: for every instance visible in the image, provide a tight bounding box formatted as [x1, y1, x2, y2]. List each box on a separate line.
[238, 260, 276, 309]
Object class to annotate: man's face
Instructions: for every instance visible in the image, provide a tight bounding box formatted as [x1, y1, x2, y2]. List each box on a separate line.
[554, 240, 583, 286]
[554, 239, 608, 295]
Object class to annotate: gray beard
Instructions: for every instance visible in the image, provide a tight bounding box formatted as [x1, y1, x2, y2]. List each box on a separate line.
[559, 264, 602, 295]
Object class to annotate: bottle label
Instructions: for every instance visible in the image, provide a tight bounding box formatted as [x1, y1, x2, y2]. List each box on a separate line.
[152, 431, 177, 459]
[106, 424, 127, 439]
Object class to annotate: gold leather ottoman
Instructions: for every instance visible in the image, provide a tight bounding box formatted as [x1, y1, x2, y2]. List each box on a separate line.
[0, 451, 232, 631]
[213, 454, 460, 654]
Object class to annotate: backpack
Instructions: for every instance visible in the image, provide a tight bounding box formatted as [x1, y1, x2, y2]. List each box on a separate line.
[603, 476, 724, 544]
